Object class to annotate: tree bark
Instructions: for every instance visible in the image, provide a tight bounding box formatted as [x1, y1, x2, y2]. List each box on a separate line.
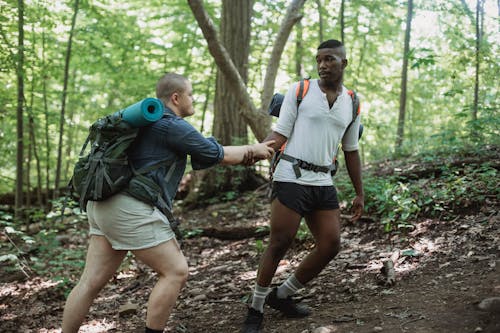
[213, 0, 252, 146]
[42, 30, 50, 206]
[295, 19, 303, 79]
[395, 0, 413, 152]
[195, 0, 254, 198]
[64, 69, 78, 181]
[200, 65, 215, 135]
[459, 0, 475, 23]
[54, 0, 79, 199]
[473, 0, 484, 123]
[340, 0, 345, 44]
[188, 0, 306, 142]
[260, 0, 306, 127]
[15, 0, 25, 220]
[316, 0, 324, 43]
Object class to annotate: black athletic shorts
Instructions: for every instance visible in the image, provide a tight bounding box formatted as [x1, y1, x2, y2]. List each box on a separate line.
[270, 181, 339, 216]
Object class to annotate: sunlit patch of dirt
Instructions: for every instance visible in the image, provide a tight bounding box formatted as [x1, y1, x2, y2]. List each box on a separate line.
[0, 191, 498, 333]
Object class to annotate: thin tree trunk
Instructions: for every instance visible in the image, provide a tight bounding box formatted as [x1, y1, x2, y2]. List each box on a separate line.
[42, 30, 50, 206]
[316, 0, 324, 43]
[54, 0, 80, 199]
[396, 0, 413, 151]
[15, 0, 25, 220]
[460, 0, 475, 22]
[27, 74, 34, 209]
[260, 0, 306, 121]
[64, 68, 78, 180]
[200, 65, 215, 135]
[295, 19, 303, 78]
[27, 25, 43, 208]
[28, 112, 43, 207]
[472, 0, 484, 123]
[355, 18, 371, 87]
[340, 0, 345, 44]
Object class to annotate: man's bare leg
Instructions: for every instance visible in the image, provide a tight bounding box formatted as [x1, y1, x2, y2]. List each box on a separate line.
[62, 235, 127, 333]
[294, 209, 341, 283]
[255, 199, 302, 287]
[132, 239, 188, 330]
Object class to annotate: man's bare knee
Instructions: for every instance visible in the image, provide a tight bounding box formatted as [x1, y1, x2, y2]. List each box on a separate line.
[157, 258, 189, 289]
[315, 236, 341, 260]
[268, 235, 294, 259]
[78, 274, 109, 297]
[174, 261, 189, 288]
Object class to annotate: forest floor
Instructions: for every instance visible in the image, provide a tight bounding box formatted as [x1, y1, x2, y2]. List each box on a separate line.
[0, 186, 499, 333]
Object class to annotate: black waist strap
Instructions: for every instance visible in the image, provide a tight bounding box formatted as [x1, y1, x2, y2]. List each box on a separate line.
[280, 154, 335, 178]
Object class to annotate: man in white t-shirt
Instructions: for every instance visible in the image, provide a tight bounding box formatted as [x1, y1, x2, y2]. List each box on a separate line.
[241, 39, 364, 333]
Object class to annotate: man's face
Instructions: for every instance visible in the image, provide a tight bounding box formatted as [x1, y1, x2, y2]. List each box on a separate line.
[316, 47, 347, 83]
[177, 81, 195, 118]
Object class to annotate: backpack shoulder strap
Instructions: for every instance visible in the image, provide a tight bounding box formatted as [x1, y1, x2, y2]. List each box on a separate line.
[347, 89, 360, 121]
[344, 89, 361, 137]
[295, 78, 310, 107]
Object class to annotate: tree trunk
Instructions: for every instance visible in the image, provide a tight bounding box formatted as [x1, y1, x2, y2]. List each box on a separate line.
[28, 110, 43, 207]
[213, 0, 252, 146]
[196, 0, 255, 199]
[42, 30, 50, 206]
[188, 0, 306, 142]
[54, 0, 79, 199]
[186, 0, 306, 202]
[26, 26, 43, 208]
[15, 0, 25, 221]
[354, 18, 371, 87]
[472, 0, 484, 124]
[200, 65, 215, 135]
[395, 0, 413, 152]
[340, 0, 345, 44]
[295, 19, 303, 79]
[64, 68, 78, 180]
[316, 0, 324, 43]
[260, 0, 306, 127]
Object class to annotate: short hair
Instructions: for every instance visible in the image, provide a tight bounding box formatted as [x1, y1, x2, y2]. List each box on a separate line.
[156, 72, 188, 102]
[317, 39, 343, 50]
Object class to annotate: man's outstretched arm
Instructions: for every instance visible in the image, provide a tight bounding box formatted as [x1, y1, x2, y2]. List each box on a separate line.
[221, 141, 275, 165]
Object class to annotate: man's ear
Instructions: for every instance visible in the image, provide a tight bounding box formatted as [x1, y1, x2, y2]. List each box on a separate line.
[342, 59, 348, 69]
[171, 92, 180, 106]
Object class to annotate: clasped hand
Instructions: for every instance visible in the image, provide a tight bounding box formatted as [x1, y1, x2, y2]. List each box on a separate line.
[242, 141, 275, 165]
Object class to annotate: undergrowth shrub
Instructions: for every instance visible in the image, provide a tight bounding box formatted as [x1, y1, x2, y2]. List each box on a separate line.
[0, 208, 87, 295]
[336, 153, 498, 231]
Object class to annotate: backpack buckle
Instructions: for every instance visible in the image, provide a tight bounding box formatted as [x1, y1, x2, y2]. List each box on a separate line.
[291, 160, 302, 178]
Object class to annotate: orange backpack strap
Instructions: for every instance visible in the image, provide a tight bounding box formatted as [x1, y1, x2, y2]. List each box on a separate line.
[347, 90, 361, 118]
[344, 90, 360, 137]
[279, 142, 287, 152]
[269, 78, 312, 182]
[295, 78, 310, 107]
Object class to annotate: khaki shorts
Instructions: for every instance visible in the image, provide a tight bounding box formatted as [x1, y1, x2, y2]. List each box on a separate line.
[86, 193, 175, 250]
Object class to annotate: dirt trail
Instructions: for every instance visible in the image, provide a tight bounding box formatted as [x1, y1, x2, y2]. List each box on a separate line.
[0, 198, 498, 333]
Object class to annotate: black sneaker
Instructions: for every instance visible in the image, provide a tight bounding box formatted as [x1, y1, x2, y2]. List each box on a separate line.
[241, 307, 264, 333]
[265, 287, 311, 318]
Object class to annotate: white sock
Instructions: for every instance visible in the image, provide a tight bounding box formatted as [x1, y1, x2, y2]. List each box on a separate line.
[277, 274, 304, 299]
[250, 284, 270, 313]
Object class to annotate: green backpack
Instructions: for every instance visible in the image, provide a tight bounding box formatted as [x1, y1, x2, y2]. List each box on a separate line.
[70, 98, 167, 212]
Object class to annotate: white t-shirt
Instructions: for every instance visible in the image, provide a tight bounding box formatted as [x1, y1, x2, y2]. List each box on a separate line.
[273, 79, 360, 186]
